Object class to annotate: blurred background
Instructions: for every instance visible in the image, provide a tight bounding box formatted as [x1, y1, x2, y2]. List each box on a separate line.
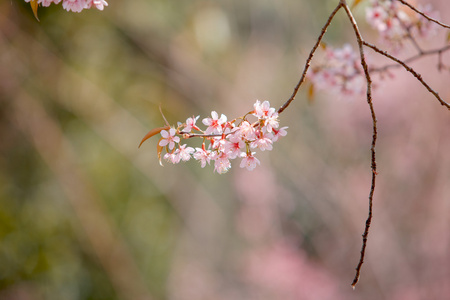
[1, 0, 449, 299]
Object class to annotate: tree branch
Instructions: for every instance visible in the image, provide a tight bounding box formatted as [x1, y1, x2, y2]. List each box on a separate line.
[341, 0, 378, 289]
[370, 44, 450, 73]
[396, 0, 450, 29]
[277, 3, 344, 114]
[363, 41, 450, 110]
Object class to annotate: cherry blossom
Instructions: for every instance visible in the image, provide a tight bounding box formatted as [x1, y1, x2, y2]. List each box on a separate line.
[254, 100, 276, 119]
[307, 44, 366, 97]
[193, 147, 212, 168]
[202, 111, 227, 135]
[213, 152, 232, 174]
[141, 100, 287, 173]
[225, 134, 245, 159]
[240, 152, 260, 171]
[250, 133, 273, 151]
[235, 120, 256, 140]
[24, 0, 108, 13]
[365, 0, 438, 50]
[262, 113, 279, 133]
[62, 0, 86, 12]
[40, 0, 62, 6]
[177, 144, 195, 162]
[366, 6, 389, 32]
[164, 152, 180, 164]
[159, 128, 180, 150]
[87, 0, 108, 10]
[182, 116, 200, 133]
[271, 126, 288, 142]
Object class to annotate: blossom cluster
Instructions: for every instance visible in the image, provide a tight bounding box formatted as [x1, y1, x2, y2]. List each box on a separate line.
[366, 0, 438, 49]
[152, 100, 287, 174]
[307, 1, 442, 99]
[25, 0, 108, 13]
[307, 44, 366, 97]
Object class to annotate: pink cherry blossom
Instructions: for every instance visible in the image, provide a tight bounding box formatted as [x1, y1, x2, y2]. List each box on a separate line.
[41, 0, 62, 6]
[202, 111, 227, 135]
[250, 133, 273, 151]
[194, 147, 212, 168]
[236, 121, 256, 140]
[86, 0, 108, 10]
[145, 99, 286, 174]
[213, 152, 231, 174]
[62, 0, 88, 12]
[177, 144, 195, 162]
[254, 100, 276, 119]
[225, 134, 245, 159]
[211, 135, 228, 153]
[240, 152, 260, 171]
[164, 152, 180, 164]
[159, 128, 180, 150]
[263, 113, 279, 133]
[307, 44, 365, 97]
[182, 116, 200, 133]
[271, 126, 288, 142]
[366, 6, 389, 32]
[24, 0, 108, 12]
[365, 0, 438, 51]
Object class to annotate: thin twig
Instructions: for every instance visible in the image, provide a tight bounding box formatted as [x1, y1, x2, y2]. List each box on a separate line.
[363, 41, 450, 110]
[405, 28, 424, 54]
[277, 2, 343, 114]
[396, 0, 450, 29]
[341, 1, 378, 289]
[370, 44, 450, 73]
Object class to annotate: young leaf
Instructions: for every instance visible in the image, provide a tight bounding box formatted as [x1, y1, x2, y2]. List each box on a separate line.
[307, 83, 315, 104]
[30, 0, 40, 22]
[139, 125, 170, 148]
[157, 139, 165, 166]
[351, 0, 364, 10]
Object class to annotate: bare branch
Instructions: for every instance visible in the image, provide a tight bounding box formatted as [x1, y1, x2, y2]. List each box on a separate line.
[396, 0, 450, 29]
[277, 3, 344, 114]
[370, 44, 450, 73]
[341, 1, 378, 289]
[363, 41, 450, 110]
[341, 0, 378, 288]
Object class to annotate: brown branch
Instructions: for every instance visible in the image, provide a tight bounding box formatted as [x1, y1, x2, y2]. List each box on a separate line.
[277, 2, 344, 114]
[404, 27, 424, 54]
[363, 41, 450, 110]
[396, 0, 450, 29]
[341, 1, 377, 289]
[370, 44, 450, 73]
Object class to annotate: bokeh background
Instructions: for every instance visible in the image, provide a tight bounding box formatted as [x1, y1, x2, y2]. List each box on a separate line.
[1, 0, 450, 299]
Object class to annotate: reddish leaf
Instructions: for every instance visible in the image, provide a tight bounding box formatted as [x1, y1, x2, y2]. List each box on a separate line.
[157, 139, 165, 166]
[30, 0, 40, 22]
[139, 125, 170, 148]
[351, 0, 364, 10]
[307, 83, 315, 104]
